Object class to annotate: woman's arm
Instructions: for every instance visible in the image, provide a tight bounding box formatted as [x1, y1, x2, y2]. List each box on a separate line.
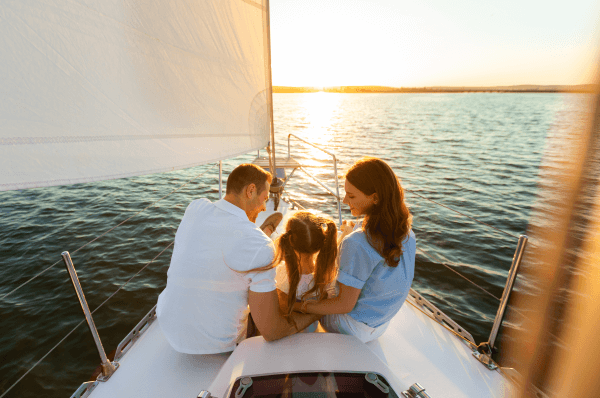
[293, 283, 361, 315]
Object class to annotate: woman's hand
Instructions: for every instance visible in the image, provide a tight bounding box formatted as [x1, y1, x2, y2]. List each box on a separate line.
[339, 220, 356, 242]
[291, 283, 360, 315]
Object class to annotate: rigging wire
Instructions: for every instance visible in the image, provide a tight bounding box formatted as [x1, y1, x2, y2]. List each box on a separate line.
[0, 318, 87, 398]
[404, 190, 519, 239]
[1, 153, 518, 395]
[331, 158, 519, 239]
[287, 197, 305, 210]
[1, 164, 217, 301]
[417, 247, 501, 302]
[0, 239, 175, 398]
[288, 185, 502, 303]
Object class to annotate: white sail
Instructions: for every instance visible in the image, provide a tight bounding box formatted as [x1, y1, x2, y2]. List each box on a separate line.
[0, 0, 271, 191]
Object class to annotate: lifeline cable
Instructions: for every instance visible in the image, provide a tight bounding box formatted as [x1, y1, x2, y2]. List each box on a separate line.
[0, 239, 175, 398]
[418, 246, 533, 325]
[333, 158, 519, 239]
[1, 164, 217, 300]
[417, 246, 501, 301]
[405, 190, 519, 239]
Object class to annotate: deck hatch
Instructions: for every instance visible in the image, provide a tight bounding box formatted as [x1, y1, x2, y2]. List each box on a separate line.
[225, 372, 399, 398]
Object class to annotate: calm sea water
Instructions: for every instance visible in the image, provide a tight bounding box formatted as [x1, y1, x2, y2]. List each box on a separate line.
[0, 93, 587, 397]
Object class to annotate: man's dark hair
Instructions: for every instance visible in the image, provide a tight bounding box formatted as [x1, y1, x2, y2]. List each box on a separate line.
[226, 164, 272, 195]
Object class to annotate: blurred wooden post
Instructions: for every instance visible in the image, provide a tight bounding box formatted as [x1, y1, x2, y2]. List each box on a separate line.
[506, 73, 600, 396]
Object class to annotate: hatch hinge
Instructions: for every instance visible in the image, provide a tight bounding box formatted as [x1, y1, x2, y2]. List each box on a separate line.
[402, 383, 432, 398]
[365, 373, 390, 393]
[234, 376, 253, 398]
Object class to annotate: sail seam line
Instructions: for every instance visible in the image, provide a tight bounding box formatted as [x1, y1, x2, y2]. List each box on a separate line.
[0, 134, 253, 145]
[0, 144, 266, 191]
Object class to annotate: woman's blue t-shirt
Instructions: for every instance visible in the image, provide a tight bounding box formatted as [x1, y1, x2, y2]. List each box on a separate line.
[337, 226, 416, 328]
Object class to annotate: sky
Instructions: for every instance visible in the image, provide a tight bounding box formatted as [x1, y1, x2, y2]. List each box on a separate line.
[269, 0, 600, 87]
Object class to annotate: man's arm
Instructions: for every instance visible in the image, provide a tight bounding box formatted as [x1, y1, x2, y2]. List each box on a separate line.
[276, 289, 290, 314]
[292, 283, 361, 315]
[249, 290, 320, 341]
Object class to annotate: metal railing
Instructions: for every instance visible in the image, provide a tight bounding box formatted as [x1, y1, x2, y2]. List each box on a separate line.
[219, 160, 223, 199]
[473, 234, 528, 370]
[0, 165, 217, 398]
[489, 235, 528, 349]
[1, 143, 531, 398]
[287, 133, 342, 226]
[279, 136, 530, 363]
[62, 252, 118, 380]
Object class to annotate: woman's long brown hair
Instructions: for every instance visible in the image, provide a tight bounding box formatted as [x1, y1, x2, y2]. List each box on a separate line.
[272, 211, 338, 319]
[345, 157, 412, 267]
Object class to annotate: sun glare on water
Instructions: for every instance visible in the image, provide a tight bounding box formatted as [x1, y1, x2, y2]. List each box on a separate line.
[300, 92, 340, 166]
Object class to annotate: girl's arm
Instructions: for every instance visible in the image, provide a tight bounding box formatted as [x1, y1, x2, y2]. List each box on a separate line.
[293, 283, 361, 315]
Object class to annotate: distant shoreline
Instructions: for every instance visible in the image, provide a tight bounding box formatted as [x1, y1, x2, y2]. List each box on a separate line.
[273, 85, 597, 94]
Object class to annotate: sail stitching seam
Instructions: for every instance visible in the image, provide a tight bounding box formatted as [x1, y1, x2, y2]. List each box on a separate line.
[0, 134, 251, 145]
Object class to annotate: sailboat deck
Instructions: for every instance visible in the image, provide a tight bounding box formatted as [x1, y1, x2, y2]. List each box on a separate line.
[84, 199, 511, 398]
[87, 298, 510, 398]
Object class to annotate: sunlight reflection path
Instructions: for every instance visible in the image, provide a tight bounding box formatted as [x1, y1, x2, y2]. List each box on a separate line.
[299, 92, 340, 164]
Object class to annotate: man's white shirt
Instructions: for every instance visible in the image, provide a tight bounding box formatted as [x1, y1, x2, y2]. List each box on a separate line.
[156, 198, 276, 354]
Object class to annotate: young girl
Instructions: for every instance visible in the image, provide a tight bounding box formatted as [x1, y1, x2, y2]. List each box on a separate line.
[272, 211, 338, 332]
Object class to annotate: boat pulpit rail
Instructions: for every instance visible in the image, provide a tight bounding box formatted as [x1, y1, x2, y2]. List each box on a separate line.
[473, 234, 528, 370]
[62, 251, 118, 381]
[253, 133, 343, 226]
[254, 135, 529, 368]
[1, 153, 530, 397]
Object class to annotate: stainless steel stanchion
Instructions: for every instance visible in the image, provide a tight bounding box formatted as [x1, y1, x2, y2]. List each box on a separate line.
[62, 251, 117, 381]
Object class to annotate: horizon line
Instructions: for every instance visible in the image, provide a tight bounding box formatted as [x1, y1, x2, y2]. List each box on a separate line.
[272, 84, 597, 94]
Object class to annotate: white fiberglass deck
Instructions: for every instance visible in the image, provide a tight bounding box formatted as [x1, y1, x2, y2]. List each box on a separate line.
[86, 199, 512, 398]
[88, 298, 510, 398]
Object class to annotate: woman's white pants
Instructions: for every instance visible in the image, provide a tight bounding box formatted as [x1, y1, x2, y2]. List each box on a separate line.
[320, 314, 389, 343]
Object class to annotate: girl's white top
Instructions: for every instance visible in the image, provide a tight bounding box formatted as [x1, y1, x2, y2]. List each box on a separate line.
[275, 264, 338, 300]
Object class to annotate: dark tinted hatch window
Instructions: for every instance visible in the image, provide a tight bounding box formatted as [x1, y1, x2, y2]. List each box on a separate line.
[228, 372, 398, 398]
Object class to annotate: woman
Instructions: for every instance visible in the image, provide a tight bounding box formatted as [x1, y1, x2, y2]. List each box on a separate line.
[293, 157, 416, 343]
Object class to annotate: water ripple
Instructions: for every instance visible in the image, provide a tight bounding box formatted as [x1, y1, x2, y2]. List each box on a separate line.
[0, 93, 587, 397]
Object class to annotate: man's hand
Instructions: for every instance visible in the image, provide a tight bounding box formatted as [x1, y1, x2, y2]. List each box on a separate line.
[292, 283, 360, 315]
[249, 290, 318, 341]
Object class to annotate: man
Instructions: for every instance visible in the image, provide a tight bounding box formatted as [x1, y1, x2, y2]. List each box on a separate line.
[156, 164, 319, 354]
